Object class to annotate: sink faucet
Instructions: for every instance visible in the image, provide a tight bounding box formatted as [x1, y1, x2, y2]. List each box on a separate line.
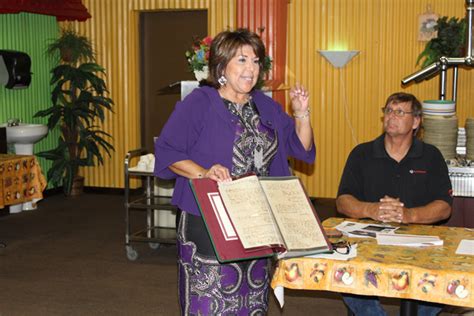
[7, 118, 21, 127]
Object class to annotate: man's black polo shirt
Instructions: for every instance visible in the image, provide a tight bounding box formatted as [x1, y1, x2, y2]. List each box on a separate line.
[337, 134, 453, 208]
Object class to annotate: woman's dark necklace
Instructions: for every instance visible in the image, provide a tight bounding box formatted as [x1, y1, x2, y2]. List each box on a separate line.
[223, 96, 265, 169]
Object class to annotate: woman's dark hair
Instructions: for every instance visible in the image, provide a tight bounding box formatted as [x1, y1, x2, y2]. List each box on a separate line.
[204, 28, 266, 89]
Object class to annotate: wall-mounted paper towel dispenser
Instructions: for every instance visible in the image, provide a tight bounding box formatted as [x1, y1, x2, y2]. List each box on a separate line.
[0, 50, 32, 89]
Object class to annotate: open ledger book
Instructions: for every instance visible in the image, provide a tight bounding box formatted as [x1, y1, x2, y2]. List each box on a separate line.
[190, 175, 332, 263]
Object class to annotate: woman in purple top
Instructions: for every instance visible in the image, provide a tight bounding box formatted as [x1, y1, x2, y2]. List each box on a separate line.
[154, 28, 315, 315]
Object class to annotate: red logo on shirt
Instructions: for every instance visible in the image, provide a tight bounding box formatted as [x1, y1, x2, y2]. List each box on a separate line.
[409, 169, 427, 174]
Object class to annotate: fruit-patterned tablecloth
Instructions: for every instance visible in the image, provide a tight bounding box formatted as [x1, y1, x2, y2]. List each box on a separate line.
[271, 217, 474, 308]
[0, 154, 47, 208]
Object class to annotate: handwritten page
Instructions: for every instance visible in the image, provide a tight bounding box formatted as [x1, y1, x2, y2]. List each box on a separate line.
[218, 176, 283, 249]
[259, 178, 327, 250]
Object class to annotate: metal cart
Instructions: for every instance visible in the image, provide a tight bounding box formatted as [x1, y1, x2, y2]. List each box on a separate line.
[124, 148, 177, 261]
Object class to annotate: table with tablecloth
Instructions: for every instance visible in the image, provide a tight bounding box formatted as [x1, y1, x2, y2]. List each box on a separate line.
[0, 154, 47, 208]
[271, 217, 474, 308]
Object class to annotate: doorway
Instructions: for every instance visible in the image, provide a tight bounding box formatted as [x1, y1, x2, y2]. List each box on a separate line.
[139, 10, 208, 153]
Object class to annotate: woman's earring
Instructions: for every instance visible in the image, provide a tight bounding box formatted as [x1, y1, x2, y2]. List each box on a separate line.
[218, 75, 227, 86]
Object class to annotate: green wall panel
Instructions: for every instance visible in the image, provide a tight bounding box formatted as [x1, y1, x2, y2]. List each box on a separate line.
[0, 13, 59, 185]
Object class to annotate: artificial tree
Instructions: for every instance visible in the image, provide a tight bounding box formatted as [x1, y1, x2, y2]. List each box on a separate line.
[35, 28, 114, 195]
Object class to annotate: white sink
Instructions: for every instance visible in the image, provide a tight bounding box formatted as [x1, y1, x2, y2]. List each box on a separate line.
[0, 123, 48, 155]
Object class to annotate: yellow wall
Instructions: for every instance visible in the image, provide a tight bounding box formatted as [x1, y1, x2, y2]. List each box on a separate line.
[288, 0, 474, 197]
[63, 0, 472, 198]
[62, 0, 236, 188]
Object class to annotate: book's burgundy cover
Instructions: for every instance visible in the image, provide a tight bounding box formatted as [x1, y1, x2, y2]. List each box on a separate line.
[190, 178, 275, 263]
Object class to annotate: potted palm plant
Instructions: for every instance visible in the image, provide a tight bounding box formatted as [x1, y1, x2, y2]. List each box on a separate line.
[417, 16, 467, 68]
[35, 28, 114, 196]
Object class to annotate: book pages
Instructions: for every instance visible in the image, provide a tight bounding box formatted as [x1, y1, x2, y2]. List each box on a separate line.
[259, 178, 327, 250]
[218, 176, 283, 249]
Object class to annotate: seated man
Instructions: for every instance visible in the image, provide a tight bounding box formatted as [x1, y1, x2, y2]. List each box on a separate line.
[336, 92, 452, 316]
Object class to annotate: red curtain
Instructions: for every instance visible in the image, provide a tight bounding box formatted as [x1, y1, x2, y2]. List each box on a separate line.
[237, 0, 288, 106]
[0, 0, 91, 21]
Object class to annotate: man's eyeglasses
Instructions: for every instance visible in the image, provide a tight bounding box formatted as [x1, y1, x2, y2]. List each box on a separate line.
[382, 107, 414, 117]
[331, 241, 352, 255]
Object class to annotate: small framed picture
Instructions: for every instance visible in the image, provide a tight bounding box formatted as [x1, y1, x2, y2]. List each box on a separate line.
[418, 12, 438, 41]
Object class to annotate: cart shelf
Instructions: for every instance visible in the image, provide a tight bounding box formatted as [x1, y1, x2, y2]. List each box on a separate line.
[124, 148, 177, 261]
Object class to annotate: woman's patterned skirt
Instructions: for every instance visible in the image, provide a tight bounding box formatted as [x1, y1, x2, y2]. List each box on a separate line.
[177, 212, 271, 315]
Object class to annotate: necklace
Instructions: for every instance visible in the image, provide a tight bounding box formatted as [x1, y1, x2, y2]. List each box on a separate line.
[222, 96, 252, 115]
[218, 90, 251, 108]
[222, 97, 266, 170]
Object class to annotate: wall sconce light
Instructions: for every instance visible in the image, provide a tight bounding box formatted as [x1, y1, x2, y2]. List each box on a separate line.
[318, 50, 359, 68]
[318, 50, 361, 145]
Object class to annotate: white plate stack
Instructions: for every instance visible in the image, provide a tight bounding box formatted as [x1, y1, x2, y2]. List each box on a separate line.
[423, 115, 458, 160]
[465, 118, 474, 160]
[422, 100, 455, 117]
[422, 100, 458, 160]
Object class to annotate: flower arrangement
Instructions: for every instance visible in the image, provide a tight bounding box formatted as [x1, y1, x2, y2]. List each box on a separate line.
[185, 36, 212, 72]
[184, 35, 273, 88]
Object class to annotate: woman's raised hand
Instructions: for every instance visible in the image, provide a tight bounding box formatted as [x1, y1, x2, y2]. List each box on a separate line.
[289, 83, 310, 115]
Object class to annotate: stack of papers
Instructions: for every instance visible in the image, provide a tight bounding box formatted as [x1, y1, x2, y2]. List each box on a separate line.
[335, 221, 398, 238]
[334, 221, 445, 248]
[456, 240, 474, 255]
[376, 233, 443, 247]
